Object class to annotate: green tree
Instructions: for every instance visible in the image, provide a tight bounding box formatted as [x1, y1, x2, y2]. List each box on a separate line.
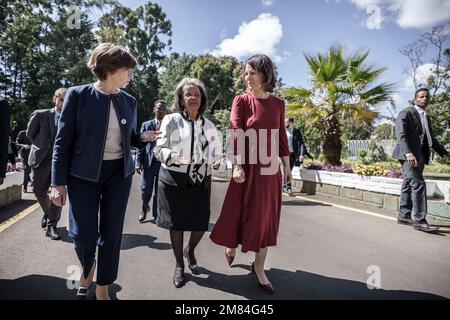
[97, 2, 172, 124]
[0, 0, 115, 128]
[340, 116, 374, 141]
[426, 90, 450, 163]
[190, 54, 243, 114]
[158, 53, 196, 106]
[283, 47, 394, 165]
[372, 123, 395, 140]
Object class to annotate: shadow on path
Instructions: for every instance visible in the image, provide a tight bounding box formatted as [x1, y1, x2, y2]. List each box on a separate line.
[57, 229, 172, 251]
[0, 199, 37, 224]
[0, 274, 122, 300]
[187, 264, 447, 300]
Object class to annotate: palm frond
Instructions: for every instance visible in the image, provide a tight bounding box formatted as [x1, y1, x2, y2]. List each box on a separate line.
[338, 103, 379, 121]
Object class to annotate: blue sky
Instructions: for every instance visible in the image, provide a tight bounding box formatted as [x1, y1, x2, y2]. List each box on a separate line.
[96, 0, 450, 119]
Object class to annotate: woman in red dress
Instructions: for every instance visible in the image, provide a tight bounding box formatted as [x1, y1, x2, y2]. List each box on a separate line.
[210, 54, 291, 293]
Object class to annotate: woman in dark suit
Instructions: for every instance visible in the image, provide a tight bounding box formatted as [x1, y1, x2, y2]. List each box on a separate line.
[50, 43, 158, 300]
[154, 77, 221, 288]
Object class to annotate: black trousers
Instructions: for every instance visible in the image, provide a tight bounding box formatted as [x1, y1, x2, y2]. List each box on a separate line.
[67, 159, 132, 286]
[140, 163, 160, 218]
[399, 160, 427, 222]
[22, 155, 31, 186]
[31, 159, 61, 227]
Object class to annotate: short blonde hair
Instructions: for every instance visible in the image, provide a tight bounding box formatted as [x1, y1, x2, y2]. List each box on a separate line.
[54, 88, 67, 97]
[87, 43, 137, 81]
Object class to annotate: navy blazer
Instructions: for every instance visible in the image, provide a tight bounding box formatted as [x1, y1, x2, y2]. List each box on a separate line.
[392, 106, 449, 164]
[135, 119, 161, 170]
[52, 84, 142, 185]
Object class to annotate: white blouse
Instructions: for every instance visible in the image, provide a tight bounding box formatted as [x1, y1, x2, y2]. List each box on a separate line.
[154, 113, 222, 184]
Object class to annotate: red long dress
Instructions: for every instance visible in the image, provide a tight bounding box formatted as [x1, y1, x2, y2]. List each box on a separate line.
[210, 92, 290, 253]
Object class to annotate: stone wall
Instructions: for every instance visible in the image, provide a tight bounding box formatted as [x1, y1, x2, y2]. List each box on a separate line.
[291, 168, 450, 220]
[291, 179, 399, 212]
[0, 172, 23, 208]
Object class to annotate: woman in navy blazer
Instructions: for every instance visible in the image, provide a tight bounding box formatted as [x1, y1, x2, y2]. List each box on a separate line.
[51, 43, 158, 300]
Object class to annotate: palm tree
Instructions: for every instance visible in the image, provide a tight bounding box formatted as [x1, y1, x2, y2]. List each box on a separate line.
[283, 47, 394, 165]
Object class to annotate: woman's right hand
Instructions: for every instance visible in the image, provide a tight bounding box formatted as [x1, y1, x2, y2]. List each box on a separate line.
[170, 152, 190, 165]
[50, 185, 68, 207]
[141, 130, 161, 142]
[232, 165, 245, 183]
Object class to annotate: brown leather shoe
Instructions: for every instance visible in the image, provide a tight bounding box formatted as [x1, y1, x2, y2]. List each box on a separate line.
[397, 216, 413, 225]
[413, 220, 439, 233]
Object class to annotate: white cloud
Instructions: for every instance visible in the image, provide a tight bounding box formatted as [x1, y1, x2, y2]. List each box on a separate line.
[210, 13, 285, 62]
[397, 0, 450, 29]
[347, 0, 450, 29]
[349, 0, 383, 8]
[262, 0, 275, 6]
[404, 63, 438, 89]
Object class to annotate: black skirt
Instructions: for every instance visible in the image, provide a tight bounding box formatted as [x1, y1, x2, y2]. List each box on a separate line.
[156, 171, 211, 231]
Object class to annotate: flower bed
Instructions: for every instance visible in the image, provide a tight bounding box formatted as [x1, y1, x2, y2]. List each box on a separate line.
[291, 167, 450, 219]
[304, 163, 403, 178]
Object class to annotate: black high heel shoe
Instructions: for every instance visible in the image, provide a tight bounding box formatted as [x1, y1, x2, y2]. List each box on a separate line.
[77, 260, 96, 300]
[173, 266, 185, 288]
[183, 247, 200, 275]
[76, 284, 92, 300]
[251, 262, 274, 293]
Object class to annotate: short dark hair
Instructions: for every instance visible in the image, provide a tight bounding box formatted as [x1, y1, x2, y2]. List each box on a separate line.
[244, 54, 276, 92]
[288, 118, 294, 123]
[415, 87, 430, 98]
[87, 43, 137, 81]
[154, 100, 167, 108]
[172, 78, 208, 115]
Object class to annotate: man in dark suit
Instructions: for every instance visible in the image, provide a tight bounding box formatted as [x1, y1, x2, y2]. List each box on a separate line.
[392, 88, 450, 233]
[284, 118, 310, 195]
[135, 100, 166, 223]
[0, 99, 10, 186]
[26, 88, 67, 240]
[16, 130, 32, 192]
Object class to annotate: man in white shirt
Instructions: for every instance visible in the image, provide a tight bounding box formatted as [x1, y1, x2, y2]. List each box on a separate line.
[392, 88, 450, 233]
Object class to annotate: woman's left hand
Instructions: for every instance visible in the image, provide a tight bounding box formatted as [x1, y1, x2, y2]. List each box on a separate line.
[50, 185, 67, 207]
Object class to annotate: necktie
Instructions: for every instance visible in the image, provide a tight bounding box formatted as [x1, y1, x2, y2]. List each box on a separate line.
[421, 112, 432, 146]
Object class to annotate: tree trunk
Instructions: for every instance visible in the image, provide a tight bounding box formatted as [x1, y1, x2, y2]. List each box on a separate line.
[322, 112, 342, 165]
